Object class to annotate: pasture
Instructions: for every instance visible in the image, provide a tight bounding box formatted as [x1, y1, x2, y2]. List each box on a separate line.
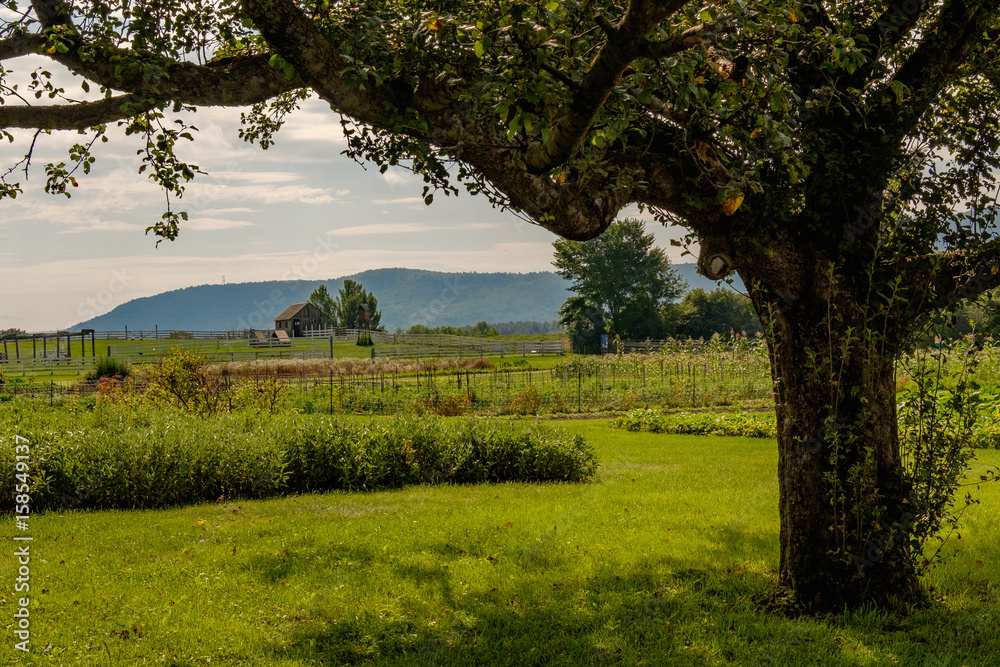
[2, 419, 999, 666]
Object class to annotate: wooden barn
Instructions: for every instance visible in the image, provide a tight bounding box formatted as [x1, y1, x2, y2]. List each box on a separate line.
[274, 302, 330, 337]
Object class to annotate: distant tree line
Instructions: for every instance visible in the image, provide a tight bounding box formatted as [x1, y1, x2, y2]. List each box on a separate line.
[399, 321, 561, 337]
[0, 328, 28, 339]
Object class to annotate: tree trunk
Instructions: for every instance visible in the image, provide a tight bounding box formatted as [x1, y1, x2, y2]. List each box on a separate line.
[742, 253, 925, 611]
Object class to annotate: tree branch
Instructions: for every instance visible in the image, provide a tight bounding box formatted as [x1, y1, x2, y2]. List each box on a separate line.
[241, 0, 401, 129]
[898, 237, 1000, 311]
[0, 34, 44, 62]
[874, 0, 993, 146]
[0, 93, 151, 130]
[521, 0, 690, 173]
[0, 53, 303, 131]
[860, 0, 934, 54]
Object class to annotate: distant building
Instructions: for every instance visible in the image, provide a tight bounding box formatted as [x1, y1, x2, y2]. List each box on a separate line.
[249, 329, 291, 347]
[274, 302, 330, 337]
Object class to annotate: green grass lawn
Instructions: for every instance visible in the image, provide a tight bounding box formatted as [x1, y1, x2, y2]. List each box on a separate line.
[2, 422, 999, 665]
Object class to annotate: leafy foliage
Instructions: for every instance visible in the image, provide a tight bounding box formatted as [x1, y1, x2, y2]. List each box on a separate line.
[0, 404, 597, 511]
[334, 279, 382, 331]
[309, 284, 339, 325]
[673, 288, 762, 340]
[613, 408, 777, 438]
[553, 220, 686, 344]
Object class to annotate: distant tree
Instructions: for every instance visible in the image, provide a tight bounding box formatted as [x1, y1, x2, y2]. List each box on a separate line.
[558, 296, 606, 354]
[335, 280, 382, 331]
[308, 285, 339, 326]
[0, 328, 28, 339]
[677, 288, 762, 340]
[467, 321, 500, 337]
[553, 220, 686, 341]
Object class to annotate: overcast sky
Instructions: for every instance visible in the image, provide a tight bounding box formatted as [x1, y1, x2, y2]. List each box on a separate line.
[1, 56, 693, 332]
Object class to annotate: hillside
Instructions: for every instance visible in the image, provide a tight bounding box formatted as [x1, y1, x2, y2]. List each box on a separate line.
[71, 265, 738, 332]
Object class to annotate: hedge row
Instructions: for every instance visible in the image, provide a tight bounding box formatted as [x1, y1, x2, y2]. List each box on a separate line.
[612, 408, 777, 438]
[0, 403, 597, 512]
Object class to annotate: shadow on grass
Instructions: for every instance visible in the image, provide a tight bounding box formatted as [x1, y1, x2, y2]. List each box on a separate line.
[244, 535, 1000, 667]
[254, 547, 863, 667]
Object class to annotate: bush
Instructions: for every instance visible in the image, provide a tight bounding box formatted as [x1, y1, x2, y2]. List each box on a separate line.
[613, 408, 777, 438]
[0, 404, 597, 512]
[84, 356, 132, 382]
[506, 385, 542, 415]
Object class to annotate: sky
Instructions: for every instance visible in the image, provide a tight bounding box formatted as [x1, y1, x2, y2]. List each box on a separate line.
[1, 56, 694, 333]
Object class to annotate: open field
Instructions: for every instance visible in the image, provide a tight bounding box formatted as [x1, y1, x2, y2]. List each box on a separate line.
[1, 338, 775, 415]
[2, 420, 999, 665]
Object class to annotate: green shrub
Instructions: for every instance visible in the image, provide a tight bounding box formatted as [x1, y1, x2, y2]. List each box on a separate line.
[0, 404, 597, 512]
[84, 356, 132, 382]
[613, 408, 777, 438]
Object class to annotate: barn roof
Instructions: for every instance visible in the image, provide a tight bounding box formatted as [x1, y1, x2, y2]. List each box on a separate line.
[274, 302, 313, 321]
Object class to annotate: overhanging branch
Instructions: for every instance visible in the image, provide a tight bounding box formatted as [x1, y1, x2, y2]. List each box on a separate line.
[899, 237, 1000, 311]
[0, 34, 44, 61]
[0, 93, 149, 130]
[522, 1, 693, 173]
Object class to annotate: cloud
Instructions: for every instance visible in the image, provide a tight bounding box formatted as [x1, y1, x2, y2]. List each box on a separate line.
[223, 172, 303, 184]
[380, 169, 420, 189]
[185, 218, 254, 231]
[327, 222, 503, 236]
[183, 182, 341, 207]
[59, 220, 146, 234]
[200, 207, 257, 215]
[371, 196, 424, 205]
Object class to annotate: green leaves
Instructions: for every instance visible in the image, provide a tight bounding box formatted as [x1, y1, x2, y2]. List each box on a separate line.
[267, 53, 295, 80]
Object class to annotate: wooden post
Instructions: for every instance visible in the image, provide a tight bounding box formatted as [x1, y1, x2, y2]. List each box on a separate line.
[14, 337, 19, 360]
[32, 336, 36, 359]
[42, 336, 47, 359]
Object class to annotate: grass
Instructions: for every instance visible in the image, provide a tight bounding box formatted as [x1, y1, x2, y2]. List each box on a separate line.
[2, 421, 999, 665]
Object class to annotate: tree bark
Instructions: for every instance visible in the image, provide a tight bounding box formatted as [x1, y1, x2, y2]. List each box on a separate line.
[742, 247, 925, 611]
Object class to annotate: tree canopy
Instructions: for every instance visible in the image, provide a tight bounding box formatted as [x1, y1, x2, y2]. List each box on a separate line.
[308, 285, 338, 325]
[553, 219, 685, 344]
[7, 0, 1000, 611]
[333, 279, 382, 330]
[674, 287, 761, 340]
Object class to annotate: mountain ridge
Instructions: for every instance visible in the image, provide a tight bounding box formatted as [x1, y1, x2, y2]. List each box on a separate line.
[70, 265, 735, 332]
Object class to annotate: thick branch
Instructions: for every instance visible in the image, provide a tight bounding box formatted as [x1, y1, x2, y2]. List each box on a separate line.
[45, 51, 302, 107]
[241, 0, 400, 129]
[899, 237, 1000, 310]
[0, 34, 44, 61]
[860, 0, 935, 54]
[522, 0, 689, 173]
[0, 54, 302, 130]
[31, 0, 71, 28]
[0, 93, 150, 129]
[875, 0, 993, 145]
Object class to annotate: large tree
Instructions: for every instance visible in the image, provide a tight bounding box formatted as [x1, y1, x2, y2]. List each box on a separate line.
[308, 285, 339, 327]
[676, 288, 762, 340]
[5, 0, 1000, 609]
[553, 219, 686, 341]
[334, 279, 382, 331]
